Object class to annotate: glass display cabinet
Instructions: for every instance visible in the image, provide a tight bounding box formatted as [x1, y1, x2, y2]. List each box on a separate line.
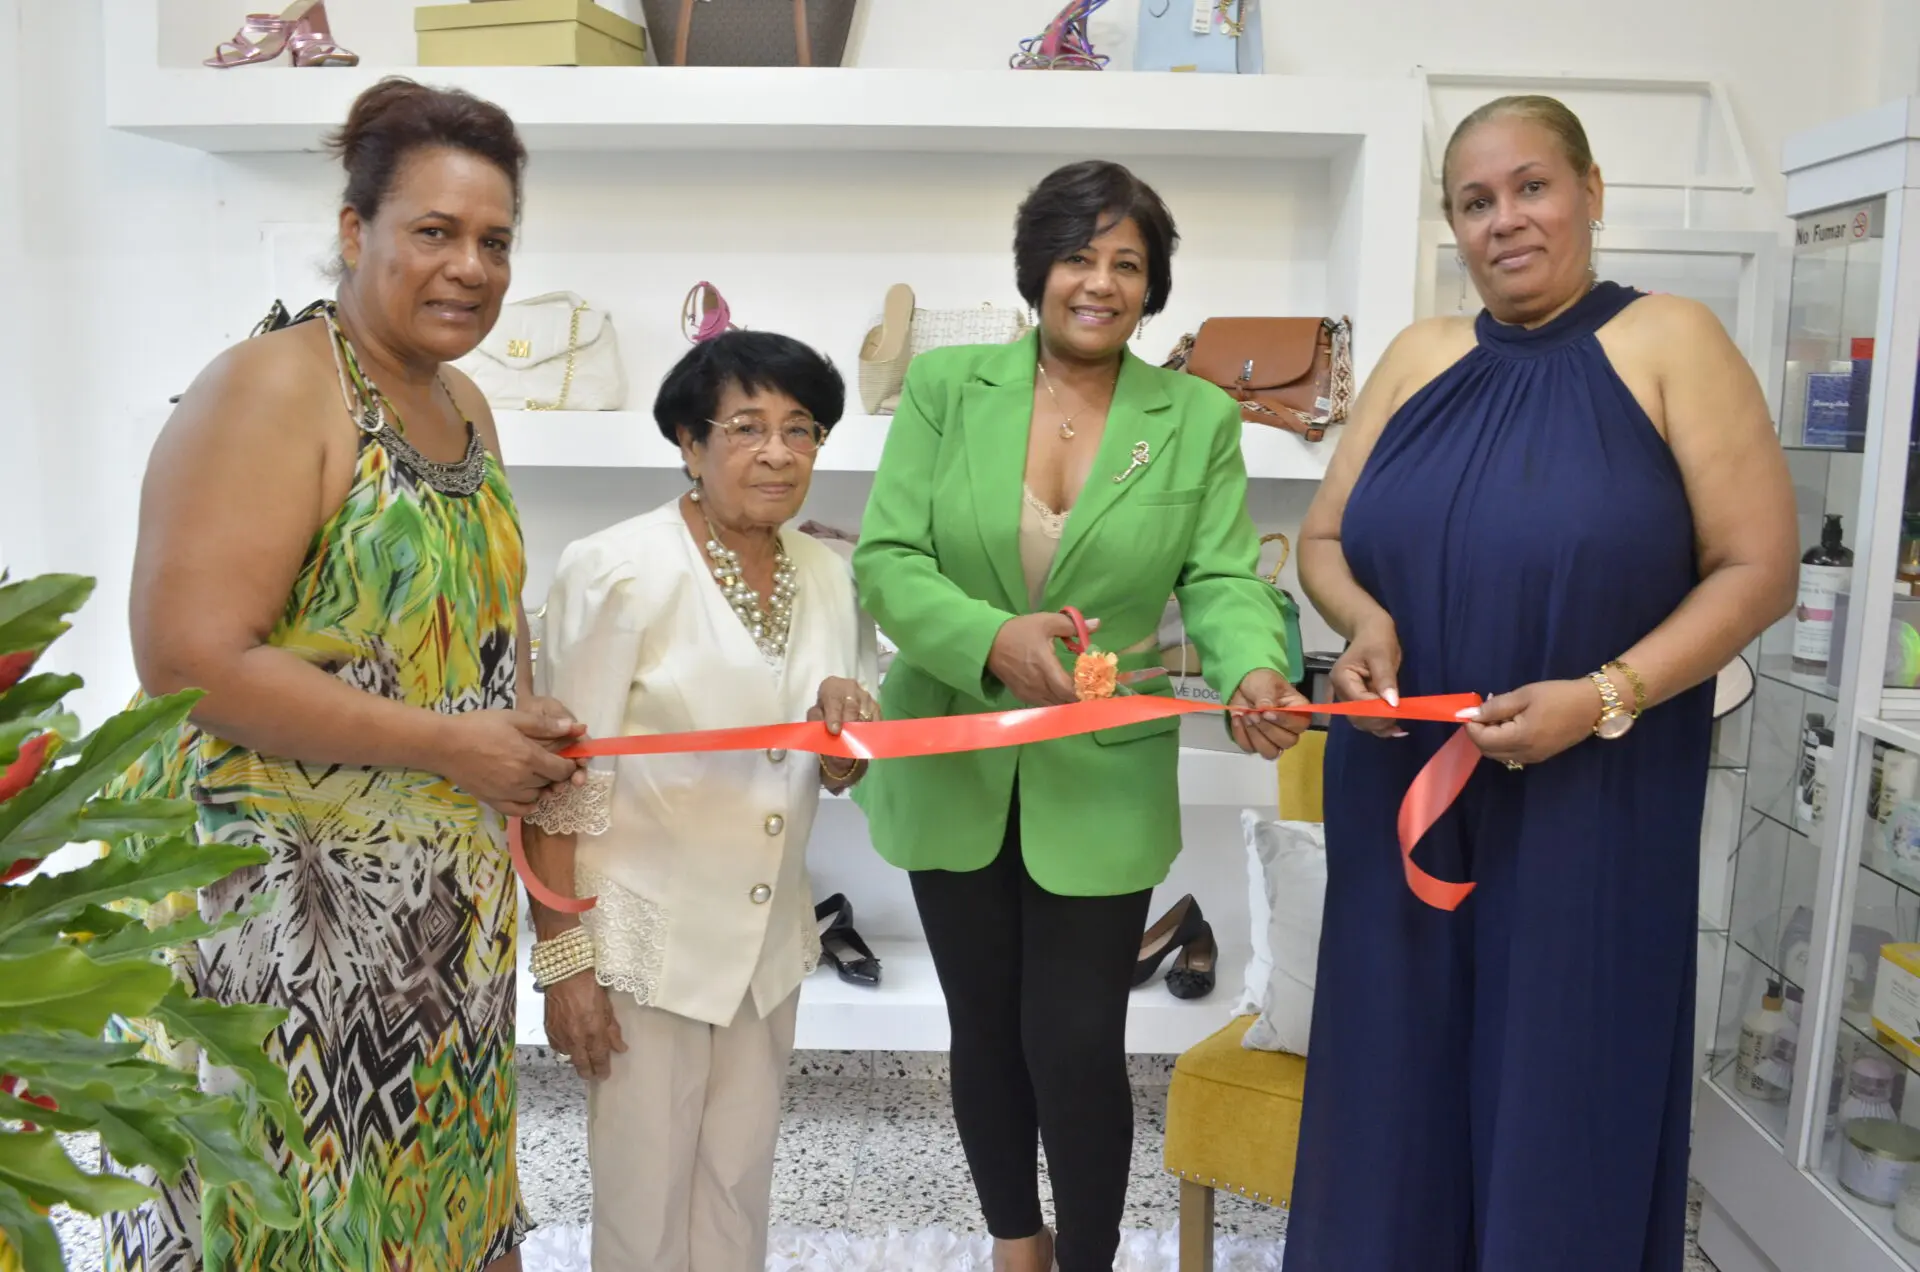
[1695, 98, 1920, 1272]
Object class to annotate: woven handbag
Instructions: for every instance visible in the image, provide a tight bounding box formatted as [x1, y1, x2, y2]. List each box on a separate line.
[643, 0, 856, 66]
[908, 302, 1031, 357]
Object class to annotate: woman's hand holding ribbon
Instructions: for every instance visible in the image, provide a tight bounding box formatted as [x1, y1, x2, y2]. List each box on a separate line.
[1330, 613, 1406, 739]
[1228, 669, 1311, 759]
[1458, 679, 1602, 766]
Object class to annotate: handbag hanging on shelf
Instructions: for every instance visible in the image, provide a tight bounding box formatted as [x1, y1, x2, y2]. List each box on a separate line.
[1134, 0, 1263, 74]
[1163, 316, 1353, 441]
[643, 0, 856, 67]
[455, 291, 626, 412]
[1159, 532, 1299, 678]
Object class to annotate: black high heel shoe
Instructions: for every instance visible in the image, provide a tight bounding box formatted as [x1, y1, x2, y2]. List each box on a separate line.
[1133, 894, 1207, 988]
[1165, 920, 1217, 1000]
[814, 893, 882, 988]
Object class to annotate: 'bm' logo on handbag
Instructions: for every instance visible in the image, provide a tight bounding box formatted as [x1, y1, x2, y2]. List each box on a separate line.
[507, 340, 532, 359]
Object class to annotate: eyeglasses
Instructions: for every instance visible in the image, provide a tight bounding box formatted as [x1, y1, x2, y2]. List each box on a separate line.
[708, 415, 826, 455]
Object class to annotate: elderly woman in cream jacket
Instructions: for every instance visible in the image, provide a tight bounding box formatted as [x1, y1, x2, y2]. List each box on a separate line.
[521, 330, 877, 1272]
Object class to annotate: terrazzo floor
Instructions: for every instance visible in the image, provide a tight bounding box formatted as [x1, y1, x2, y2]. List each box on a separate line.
[51, 1048, 1723, 1269]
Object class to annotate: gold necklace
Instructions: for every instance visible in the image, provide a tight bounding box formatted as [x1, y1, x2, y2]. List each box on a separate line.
[1036, 360, 1119, 441]
[698, 504, 797, 665]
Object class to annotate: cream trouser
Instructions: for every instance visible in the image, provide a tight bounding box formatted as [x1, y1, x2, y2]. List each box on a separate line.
[587, 988, 799, 1272]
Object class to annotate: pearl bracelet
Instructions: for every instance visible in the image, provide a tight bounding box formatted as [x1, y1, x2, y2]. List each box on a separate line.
[530, 926, 596, 990]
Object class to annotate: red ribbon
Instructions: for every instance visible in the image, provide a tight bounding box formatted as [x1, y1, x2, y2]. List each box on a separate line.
[509, 692, 1488, 918]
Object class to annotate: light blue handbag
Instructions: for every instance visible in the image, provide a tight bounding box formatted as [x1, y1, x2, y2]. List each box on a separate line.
[1133, 0, 1263, 74]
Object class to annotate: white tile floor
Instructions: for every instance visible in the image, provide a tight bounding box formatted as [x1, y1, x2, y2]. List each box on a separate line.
[51, 1049, 1723, 1269]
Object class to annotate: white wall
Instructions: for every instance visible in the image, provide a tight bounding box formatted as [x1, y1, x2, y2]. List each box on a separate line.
[10, 0, 1904, 719]
[7, 0, 1915, 915]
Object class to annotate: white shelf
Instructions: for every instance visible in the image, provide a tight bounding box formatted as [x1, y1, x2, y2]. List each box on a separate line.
[793, 936, 1245, 1053]
[104, 56, 1416, 158]
[496, 410, 1329, 480]
[517, 930, 1245, 1055]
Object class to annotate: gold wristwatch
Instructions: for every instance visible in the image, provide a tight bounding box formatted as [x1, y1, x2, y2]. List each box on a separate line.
[1588, 669, 1636, 740]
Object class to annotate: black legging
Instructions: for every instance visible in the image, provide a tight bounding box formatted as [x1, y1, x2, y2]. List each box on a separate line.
[910, 789, 1154, 1272]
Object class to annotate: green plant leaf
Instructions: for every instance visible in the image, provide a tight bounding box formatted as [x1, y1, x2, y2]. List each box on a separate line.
[0, 902, 141, 954]
[151, 988, 308, 1159]
[58, 904, 141, 938]
[43, 1088, 195, 1184]
[0, 674, 83, 727]
[178, 1097, 301, 1229]
[0, 1128, 153, 1215]
[0, 1031, 144, 1078]
[0, 836, 266, 946]
[0, 946, 175, 1035]
[0, 575, 93, 657]
[0, 689, 202, 860]
[75, 797, 199, 842]
[83, 894, 268, 965]
[0, 1183, 62, 1272]
[0, 1091, 89, 1134]
[0, 713, 76, 771]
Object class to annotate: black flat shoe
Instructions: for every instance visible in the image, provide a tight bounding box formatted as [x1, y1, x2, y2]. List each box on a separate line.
[1165, 920, 1217, 1000]
[814, 893, 882, 988]
[1133, 894, 1207, 988]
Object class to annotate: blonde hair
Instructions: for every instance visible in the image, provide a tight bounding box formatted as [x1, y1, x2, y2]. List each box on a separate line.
[1440, 95, 1595, 218]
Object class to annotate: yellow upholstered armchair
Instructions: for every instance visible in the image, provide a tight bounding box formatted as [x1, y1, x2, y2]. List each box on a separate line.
[1162, 727, 1323, 1271]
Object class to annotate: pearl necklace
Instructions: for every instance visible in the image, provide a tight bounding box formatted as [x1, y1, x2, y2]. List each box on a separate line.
[699, 504, 797, 665]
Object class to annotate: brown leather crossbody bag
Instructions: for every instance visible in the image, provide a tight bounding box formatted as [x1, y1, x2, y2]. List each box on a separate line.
[1163, 316, 1355, 441]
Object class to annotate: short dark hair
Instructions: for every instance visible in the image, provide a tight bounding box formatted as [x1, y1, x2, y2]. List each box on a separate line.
[1013, 161, 1179, 316]
[325, 77, 528, 224]
[653, 330, 846, 450]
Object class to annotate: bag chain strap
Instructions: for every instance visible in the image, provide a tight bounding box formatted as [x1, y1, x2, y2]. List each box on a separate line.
[525, 301, 586, 413]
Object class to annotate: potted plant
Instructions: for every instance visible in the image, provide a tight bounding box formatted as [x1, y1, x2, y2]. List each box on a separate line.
[0, 574, 304, 1270]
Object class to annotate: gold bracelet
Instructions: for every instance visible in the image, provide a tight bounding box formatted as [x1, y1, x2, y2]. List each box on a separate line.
[819, 754, 859, 783]
[1603, 660, 1647, 716]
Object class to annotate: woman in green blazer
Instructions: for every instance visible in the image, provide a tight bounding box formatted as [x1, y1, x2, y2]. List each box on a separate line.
[852, 161, 1308, 1272]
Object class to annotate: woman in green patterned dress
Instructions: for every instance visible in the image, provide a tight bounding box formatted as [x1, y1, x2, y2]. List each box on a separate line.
[108, 78, 581, 1272]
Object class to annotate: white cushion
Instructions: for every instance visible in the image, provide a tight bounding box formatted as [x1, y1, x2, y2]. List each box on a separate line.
[1237, 809, 1327, 1055]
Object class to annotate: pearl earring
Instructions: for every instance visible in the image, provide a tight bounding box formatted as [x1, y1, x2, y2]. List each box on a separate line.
[1589, 218, 1605, 233]
[689, 482, 701, 502]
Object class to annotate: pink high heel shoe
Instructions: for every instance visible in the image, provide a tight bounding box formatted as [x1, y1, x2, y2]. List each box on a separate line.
[205, 0, 357, 68]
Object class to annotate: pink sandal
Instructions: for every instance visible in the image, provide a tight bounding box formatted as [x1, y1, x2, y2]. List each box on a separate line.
[206, 0, 357, 68]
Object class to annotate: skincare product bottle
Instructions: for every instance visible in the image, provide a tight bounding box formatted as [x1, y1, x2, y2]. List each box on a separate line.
[1796, 515, 1856, 671]
[1738, 981, 1795, 1103]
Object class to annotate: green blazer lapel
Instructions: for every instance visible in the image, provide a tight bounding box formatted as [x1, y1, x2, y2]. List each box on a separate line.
[961, 333, 1039, 613]
[1048, 352, 1175, 595]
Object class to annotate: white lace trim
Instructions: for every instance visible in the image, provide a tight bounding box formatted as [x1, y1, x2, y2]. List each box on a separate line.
[578, 863, 668, 1003]
[1022, 484, 1067, 539]
[529, 770, 614, 836]
[575, 868, 828, 1007]
[801, 924, 822, 977]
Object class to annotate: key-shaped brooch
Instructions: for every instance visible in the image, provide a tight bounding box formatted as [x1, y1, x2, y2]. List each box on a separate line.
[1113, 440, 1152, 484]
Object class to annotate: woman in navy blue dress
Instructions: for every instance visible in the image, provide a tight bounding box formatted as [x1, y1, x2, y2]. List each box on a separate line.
[1290, 96, 1799, 1270]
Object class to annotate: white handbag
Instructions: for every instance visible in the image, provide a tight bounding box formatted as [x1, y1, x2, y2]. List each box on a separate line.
[457, 291, 627, 412]
[908, 301, 1031, 357]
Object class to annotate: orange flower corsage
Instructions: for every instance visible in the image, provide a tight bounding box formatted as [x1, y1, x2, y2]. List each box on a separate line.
[1059, 606, 1119, 701]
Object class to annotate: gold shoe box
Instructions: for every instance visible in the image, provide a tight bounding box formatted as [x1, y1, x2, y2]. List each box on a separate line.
[415, 0, 647, 67]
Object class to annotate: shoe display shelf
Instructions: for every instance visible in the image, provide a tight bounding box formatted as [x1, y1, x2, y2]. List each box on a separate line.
[111, 0, 1426, 1056]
